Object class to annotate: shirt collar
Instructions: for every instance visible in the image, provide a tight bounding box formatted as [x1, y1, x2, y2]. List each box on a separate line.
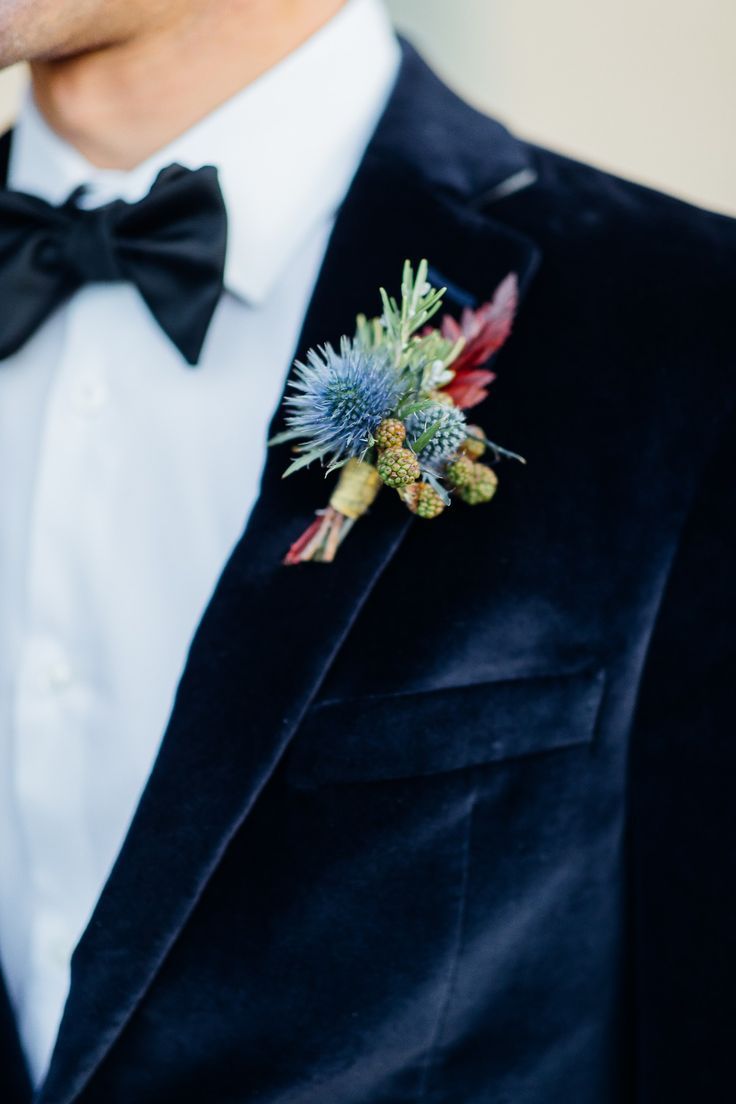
[7, 0, 400, 305]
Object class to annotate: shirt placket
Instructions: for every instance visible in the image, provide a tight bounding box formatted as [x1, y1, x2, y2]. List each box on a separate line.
[12, 288, 113, 1077]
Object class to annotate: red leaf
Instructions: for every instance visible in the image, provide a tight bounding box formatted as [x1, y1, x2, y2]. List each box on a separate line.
[443, 272, 518, 374]
[437, 272, 518, 409]
[444, 369, 496, 410]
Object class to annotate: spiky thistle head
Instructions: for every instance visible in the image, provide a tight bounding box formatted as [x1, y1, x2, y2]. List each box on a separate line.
[282, 338, 402, 471]
[406, 402, 468, 464]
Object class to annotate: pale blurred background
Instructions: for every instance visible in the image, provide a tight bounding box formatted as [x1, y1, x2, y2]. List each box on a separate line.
[0, 0, 733, 215]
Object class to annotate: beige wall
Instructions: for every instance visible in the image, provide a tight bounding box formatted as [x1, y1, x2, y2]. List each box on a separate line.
[0, 64, 24, 130]
[389, 0, 735, 216]
[1, 0, 733, 215]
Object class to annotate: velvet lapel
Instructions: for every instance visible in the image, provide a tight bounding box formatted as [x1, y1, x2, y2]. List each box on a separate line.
[0, 977, 31, 1104]
[0, 130, 10, 183]
[36, 45, 541, 1104]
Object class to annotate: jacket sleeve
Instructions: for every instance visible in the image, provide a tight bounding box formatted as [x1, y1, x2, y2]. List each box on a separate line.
[630, 403, 736, 1101]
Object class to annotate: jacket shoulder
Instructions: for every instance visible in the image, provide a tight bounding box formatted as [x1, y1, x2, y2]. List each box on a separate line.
[389, 41, 736, 266]
[515, 141, 736, 275]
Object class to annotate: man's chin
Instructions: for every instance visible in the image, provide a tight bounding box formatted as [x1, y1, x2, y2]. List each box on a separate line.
[0, 4, 116, 68]
[0, 44, 32, 70]
[0, 31, 61, 70]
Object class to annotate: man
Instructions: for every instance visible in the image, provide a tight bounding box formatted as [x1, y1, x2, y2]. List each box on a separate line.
[0, 0, 733, 1100]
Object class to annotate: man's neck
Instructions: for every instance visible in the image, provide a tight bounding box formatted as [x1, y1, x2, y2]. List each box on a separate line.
[30, 0, 346, 171]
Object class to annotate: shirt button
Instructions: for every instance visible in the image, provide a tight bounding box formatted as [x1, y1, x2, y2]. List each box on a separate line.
[48, 936, 68, 969]
[35, 916, 72, 971]
[45, 657, 74, 692]
[74, 375, 108, 416]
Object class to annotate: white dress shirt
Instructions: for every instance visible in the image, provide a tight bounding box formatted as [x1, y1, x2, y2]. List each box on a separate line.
[0, 0, 399, 1083]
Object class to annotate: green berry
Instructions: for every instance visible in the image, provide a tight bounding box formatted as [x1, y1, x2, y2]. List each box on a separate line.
[402, 482, 446, 519]
[459, 463, 498, 505]
[460, 426, 486, 460]
[374, 418, 406, 450]
[445, 454, 475, 488]
[376, 447, 420, 488]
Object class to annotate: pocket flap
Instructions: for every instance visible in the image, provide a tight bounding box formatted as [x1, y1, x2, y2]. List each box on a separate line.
[284, 667, 606, 786]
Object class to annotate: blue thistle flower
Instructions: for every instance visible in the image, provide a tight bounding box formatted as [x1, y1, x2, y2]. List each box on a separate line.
[283, 338, 401, 469]
[406, 402, 468, 464]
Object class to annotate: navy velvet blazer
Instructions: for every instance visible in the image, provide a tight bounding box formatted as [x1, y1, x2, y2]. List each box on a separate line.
[2, 41, 735, 1104]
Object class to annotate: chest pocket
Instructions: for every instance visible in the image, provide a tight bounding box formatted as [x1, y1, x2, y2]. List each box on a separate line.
[283, 667, 606, 787]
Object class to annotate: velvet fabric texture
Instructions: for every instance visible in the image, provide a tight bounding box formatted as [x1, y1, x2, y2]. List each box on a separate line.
[1, 40, 734, 1104]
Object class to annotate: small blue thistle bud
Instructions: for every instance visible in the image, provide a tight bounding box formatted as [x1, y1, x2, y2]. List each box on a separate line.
[406, 402, 468, 463]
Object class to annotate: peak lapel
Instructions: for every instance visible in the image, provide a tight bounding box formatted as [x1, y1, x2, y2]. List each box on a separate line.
[0, 974, 31, 1104]
[38, 47, 541, 1104]
[0, 130, 11, 185]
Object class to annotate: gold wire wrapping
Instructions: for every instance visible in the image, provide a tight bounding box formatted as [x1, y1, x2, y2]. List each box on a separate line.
[329, 459, 382, 519]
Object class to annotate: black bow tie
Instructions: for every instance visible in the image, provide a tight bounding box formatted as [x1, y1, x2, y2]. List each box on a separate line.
[0, 162, 227, 365]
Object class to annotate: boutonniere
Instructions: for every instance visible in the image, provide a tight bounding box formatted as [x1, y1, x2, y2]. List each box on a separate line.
[270, 259, 523, 564]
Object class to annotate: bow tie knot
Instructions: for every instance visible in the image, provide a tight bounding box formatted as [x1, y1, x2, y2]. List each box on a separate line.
[41, 197, 125, 284]
[0, 163, 227, 364]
